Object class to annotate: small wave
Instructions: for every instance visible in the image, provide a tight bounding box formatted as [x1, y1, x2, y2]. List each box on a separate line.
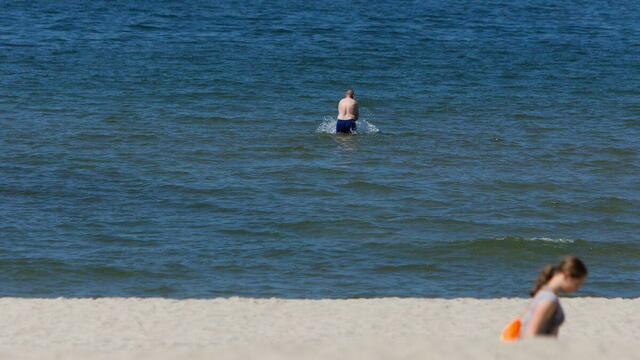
[157, 183, 227, 196]
[0, 42, 36, 48]
[373, 264, 443, 274]
[92, 234, 156, 247]
[129, 23, 165, 31]
[493, 236, 576, 244]
[524, 237, 576, 244]
[588, 197, 636, 215]
[315, 109, 380, 135]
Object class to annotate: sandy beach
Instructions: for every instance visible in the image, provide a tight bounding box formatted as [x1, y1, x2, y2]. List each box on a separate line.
[0, 297, 637, 359]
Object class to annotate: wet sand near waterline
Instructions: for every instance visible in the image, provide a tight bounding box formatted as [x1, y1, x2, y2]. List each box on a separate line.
[0, 297, 637, 359]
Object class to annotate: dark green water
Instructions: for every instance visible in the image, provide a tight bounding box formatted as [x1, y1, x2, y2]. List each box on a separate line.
[1, 0, 639, 298]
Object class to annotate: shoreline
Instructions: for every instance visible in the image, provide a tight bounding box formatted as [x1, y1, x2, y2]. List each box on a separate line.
[1, 297, 638, 359]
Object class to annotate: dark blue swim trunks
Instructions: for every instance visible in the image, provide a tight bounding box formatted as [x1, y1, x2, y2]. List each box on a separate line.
[336, 119, 356, 134]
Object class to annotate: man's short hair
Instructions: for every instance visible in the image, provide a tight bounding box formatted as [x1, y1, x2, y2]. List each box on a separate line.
[345, 89, 354, 97]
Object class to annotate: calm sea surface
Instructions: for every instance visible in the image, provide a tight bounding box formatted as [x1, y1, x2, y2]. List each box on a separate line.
[1, 1, 639, 298]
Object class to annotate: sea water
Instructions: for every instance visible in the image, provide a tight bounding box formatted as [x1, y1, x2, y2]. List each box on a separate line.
[1, 0, 639, 298]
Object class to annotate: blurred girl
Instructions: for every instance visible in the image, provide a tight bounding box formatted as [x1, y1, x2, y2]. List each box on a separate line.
[520, 256, 588, 337]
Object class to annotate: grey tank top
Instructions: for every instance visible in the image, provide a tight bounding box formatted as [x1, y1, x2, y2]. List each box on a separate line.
[520, 288, 565, 336]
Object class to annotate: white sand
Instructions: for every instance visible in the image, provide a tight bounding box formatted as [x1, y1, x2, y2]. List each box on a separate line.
[0, 297, 638, 359]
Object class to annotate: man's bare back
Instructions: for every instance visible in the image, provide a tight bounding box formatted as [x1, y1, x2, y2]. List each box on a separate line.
[337, 89, 359, 121]
[336, 89, 359, 134]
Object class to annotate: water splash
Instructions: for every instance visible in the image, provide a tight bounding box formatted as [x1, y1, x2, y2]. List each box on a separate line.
[315, 108, 380, 135]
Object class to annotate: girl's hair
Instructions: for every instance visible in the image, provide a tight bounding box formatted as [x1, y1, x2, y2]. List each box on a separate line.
[530, 256, 588, 297]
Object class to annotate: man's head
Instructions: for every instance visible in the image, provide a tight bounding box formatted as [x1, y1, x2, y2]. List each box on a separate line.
[345, 89, 354, 98]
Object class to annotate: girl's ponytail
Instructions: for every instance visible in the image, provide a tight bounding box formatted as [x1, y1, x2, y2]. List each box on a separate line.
[530, 265, 556, 297]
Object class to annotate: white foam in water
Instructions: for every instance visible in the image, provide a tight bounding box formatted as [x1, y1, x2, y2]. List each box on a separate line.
[529, 237, 576, 244]
[496, 236, 576, 244]
[315, 108, 380, 135]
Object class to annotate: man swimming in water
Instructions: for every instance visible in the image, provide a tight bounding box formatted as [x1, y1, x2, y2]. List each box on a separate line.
[336, 89, 359, 134]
